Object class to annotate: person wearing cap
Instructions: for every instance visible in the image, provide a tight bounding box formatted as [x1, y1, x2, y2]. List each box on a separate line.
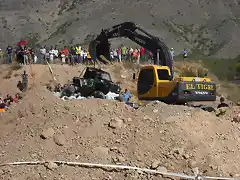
[217, 97, 229, 108]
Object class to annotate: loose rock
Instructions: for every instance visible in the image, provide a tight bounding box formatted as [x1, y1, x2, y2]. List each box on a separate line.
[40, 128, 55, 139]
[109, 117, 123, 129]
[45, 161, 58, 170]
[53, 134, 66, 146]
[93, 146, 109, 157]
[151, 160, 160, 169]
[232, 113, 240, 123]
[157, 166, 168, 173]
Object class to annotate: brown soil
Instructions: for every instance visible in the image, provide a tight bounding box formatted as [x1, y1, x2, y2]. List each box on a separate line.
[0, 63, 239, 180]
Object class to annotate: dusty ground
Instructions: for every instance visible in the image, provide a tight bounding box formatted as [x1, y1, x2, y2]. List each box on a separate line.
[0, 63, 240, 180]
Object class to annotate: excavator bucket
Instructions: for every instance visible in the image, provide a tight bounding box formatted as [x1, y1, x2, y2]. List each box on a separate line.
[88, 40, 97, 61]
[88, 34, 111, 64]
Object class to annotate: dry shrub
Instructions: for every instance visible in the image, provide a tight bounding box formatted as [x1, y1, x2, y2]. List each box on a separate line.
[29, 103, 36, 114]
[180, 66, 208, 77]
[112, 64, 123, 74]
[3, 71, 12, 79]
[220, 83, 240, 103]
[3, 63, 22, 79]
[174, 60, 208, 77]
[122, 61, 141, 70]
[17, 110, 27, 118]
[10, 63, 22, 71]
[30, 72, 36, 78]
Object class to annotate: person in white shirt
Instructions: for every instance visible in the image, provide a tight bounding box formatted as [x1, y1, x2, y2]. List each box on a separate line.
[110, 50, 114, 60]
[49, 46, 54, 62]
[113, 49, 118, 61]
[83, 50, 87, 63]
[39, 46, 46, 63]
[170, 48, 174, 60]
[80, 49, 84, 63]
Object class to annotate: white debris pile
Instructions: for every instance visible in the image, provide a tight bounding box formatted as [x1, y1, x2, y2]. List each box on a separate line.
[53, 91, 120, 101]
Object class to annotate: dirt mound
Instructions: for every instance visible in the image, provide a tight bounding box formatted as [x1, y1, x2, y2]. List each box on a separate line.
[0, 64, 240, 179]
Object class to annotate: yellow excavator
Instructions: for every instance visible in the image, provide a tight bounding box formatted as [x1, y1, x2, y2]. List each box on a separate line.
[89, 22, 216, 104]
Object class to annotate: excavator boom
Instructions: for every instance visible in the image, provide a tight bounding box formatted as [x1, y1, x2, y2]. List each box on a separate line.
[89, 22, 173, 75]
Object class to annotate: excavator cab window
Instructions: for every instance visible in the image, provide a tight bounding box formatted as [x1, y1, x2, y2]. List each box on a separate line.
[157, 69, 171, 80]
[137, 68, 154, 95]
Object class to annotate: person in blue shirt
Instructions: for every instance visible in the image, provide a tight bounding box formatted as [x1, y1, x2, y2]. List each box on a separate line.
[6, 45, 13, 64]
[123, 89, 132, 103]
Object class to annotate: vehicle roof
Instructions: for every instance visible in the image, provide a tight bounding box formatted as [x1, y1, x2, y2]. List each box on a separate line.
[86, 67, 110, 74]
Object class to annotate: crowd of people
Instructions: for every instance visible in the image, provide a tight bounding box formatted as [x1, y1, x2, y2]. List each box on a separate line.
[0, 93, 22, 113]
[0, 43, 188, 65]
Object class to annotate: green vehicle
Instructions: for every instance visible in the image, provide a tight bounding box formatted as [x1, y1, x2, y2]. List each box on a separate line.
[72, 67, 121, 99]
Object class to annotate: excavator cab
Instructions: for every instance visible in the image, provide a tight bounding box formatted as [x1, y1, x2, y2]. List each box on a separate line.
[137, 65, 216, 104]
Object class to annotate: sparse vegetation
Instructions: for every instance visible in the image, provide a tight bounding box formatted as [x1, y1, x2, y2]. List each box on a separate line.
[49, 21, 73, 38]
[179, 67, 207, 77]
[10, 63, 22, 71]
[175, 55, 240, 102]
[174, 61, 208, 77]
[202, 56, 239, 81]
[3, 70, 13, 79]
[3, 63, 22, 79]
[84, 33, 96, 44]
[24, 33, 40, 49]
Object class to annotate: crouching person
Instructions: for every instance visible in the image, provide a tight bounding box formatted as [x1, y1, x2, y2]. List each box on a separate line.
[21, 70, 28, 92]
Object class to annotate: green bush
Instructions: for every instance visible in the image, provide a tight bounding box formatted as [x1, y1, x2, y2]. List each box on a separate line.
[236, 63, 240, 76]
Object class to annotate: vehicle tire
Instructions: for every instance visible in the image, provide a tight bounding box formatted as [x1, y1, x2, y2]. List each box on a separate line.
[92, 91, 106, 99]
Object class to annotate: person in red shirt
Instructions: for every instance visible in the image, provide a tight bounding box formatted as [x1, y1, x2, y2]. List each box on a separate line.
[13, 93, 20, 103]
[117, 48, 122, 62]
[140, 47, 145, 62]
[60, 46, 69, 64]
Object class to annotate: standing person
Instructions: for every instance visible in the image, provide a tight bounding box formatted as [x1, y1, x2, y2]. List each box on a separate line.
[129, 47, 133, 62]
[39, 46, 46, 64]
[170, 48, 174, 68]
[121, 45, 127, 60]
[28, 47, 34, 64]
[137, 48, 140, 64]
[87, 51, 94, 65]
[60, 46, 69, 64]
[170, 48, 174, 61]
[53, 46, 59, 60]
[0, 48, 3, 63]
[183, 48, 188, 60]
[117, 47, 122, 63]
[75, 45, 81, 63]
[140, 47, 145, 63]
[113, 49, 118, 61]
[49, 46, 54, 63]
[23, 46, 29, 65]
[21, 70, 28, 92]
[6, 45, 13, 64]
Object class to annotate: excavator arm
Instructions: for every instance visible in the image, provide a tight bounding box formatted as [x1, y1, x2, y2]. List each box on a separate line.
[89, 22, 173, 75]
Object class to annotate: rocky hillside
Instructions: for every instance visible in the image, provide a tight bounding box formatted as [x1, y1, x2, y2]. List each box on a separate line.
[0, 0, 240, 58]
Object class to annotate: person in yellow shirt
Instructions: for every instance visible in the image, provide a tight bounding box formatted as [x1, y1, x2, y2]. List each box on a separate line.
[87, 51, 94, 65]
[75, 45, 81, 63]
